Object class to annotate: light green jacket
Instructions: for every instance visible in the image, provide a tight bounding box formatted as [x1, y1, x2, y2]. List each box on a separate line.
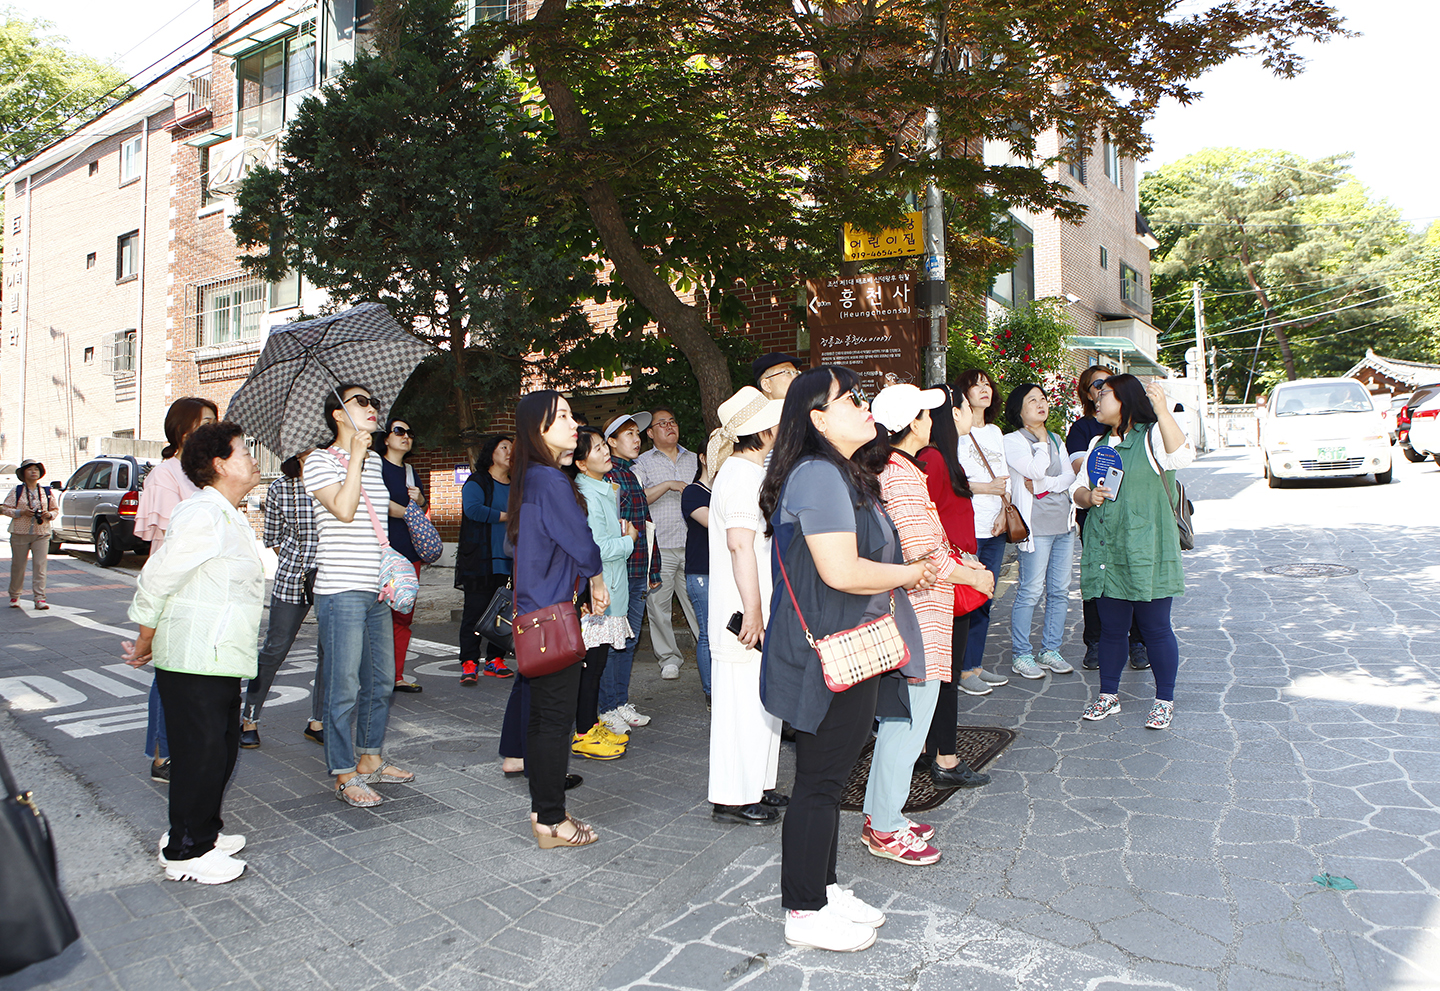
[575, 472, 634, 618]
[128, 487, 263, 678]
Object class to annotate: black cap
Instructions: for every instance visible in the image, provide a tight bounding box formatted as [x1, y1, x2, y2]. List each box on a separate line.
[752, 352, 802, 384]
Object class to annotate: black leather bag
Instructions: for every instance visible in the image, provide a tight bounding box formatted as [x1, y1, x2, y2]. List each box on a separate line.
[0, 740, 80, 976]
[476, 580, 515, 656]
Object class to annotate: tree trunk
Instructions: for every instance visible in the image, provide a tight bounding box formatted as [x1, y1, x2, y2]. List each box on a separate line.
[1238, 245, 1297, 381]
[529, 0, 732, 431]
[448, 310, 483, 467]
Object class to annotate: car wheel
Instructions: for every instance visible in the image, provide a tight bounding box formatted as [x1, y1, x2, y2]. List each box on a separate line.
[94, 521, 122, 567]
[1404, 447, 1427, 463]
[1375, 467, 1393, 485]
[1266, 461, 1284, 488]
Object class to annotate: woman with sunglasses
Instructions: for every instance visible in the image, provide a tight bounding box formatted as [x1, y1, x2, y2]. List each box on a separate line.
[1067, 367, 1148, 672]
[759, 367, 933, 952]
[1070, 375, 1193, 729]
[377, 417, 426, 694]
[306, 385, 416, 808]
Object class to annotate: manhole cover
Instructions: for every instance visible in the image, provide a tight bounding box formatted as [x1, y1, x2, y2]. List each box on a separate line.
[1263, 563, 1358, 578]
[432, 738, 484, 752]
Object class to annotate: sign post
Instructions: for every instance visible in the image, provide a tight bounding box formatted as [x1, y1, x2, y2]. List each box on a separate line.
[806, 272, 926, 394]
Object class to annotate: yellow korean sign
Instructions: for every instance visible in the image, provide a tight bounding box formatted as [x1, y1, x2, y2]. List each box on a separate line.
[842, 212, 923, 262]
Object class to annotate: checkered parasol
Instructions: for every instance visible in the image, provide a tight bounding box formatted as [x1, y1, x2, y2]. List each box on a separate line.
[225, 303, 434, 458]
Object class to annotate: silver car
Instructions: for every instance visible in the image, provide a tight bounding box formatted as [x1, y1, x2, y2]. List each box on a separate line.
[51, 456, 157, 566]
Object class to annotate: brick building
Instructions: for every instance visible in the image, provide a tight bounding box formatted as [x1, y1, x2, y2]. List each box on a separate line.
[986, 127, 1166, 377]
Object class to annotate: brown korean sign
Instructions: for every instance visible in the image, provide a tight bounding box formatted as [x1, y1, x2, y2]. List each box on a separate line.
[806, 272, 924, 391]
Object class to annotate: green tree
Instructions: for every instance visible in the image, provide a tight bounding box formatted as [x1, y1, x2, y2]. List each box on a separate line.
[0, 13, 131, 170]
[231, 0, 595, 458]
[949, 299, 1077, 431]
[468, 0, 1347, 424]
[1144, 148, 1417, 397]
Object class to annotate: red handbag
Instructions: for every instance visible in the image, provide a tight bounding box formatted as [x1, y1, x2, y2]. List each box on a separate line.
[512, 579, 586, 678]
[953, 560, 991, 616]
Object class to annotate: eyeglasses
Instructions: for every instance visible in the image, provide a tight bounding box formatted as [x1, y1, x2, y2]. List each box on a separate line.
[345, 394, 378, 409]
[1095, 387, 1114, 399]
[822, 386, 869, 410]
[763, 367, 800, 382]
[391, 426, 411, 437]
[651, 419, 678, 429]
[1087, 378, 1110, 393]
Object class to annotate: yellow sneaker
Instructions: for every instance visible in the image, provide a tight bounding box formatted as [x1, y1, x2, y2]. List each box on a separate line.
[571, 727, 625, 760]
[593, 722, 629, 745]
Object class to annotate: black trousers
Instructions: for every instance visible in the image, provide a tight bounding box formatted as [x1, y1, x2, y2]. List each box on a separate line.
[575, 644, 610, 733]
[926, 614, 972, 759]
[781, 675, 880, 911]
[459, 573, 509, 664]
[526, 660, 585, 826]
[155, 668, 240, 861]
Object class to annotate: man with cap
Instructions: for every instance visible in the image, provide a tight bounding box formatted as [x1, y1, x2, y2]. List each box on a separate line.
[706, 387, 787, 825]
[753, 353, 803, 403]
[633, 408, 701, 682]
[3, 459, 59, 609]
[598, 412, 661, 734]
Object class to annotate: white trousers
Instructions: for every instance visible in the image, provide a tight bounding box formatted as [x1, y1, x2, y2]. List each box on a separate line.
[707, 651, 782, 806]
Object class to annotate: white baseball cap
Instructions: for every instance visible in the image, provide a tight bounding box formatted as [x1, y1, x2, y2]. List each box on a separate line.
[871, 384, 946, 433]
[603, 411, 652, 438]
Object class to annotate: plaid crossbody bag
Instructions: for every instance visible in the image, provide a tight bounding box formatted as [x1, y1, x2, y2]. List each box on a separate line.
[775, 546, 910, 693]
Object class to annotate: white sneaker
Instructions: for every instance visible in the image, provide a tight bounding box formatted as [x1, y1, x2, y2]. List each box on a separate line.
[1037, 650, 1074, 674]
[825, 884, 885, 928]
[784, 904, 877, 951]
[600, 709, 632, 736]
[616, 702, 651, 727]
[158, 832, 246, 864]
[163, 847, 246, 885]
[660, 663, 680, 680]
[1010, 654, 1045, 680]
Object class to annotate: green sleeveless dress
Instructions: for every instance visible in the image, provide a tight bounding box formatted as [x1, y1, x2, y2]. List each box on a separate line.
[1078, 425, 1185, 603]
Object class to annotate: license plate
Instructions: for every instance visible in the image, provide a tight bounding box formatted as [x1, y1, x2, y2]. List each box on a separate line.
[1318, 446, 1346, 460]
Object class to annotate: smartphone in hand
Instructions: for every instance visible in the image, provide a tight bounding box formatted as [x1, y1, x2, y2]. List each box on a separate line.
[1103, 466, 1124, 499]
[726, 611, 743, 636]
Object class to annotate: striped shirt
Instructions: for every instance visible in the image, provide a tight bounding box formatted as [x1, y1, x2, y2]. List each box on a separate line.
[262, 476, 317, 606]
[879, 451, 959, 683]
[304, 448, 387, 596]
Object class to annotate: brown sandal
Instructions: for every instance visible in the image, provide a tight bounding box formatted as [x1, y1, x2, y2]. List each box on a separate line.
[532, 814, 597, 849]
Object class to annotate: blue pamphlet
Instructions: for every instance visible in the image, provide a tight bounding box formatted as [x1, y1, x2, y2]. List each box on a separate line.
[1087, 445, 1122, 486]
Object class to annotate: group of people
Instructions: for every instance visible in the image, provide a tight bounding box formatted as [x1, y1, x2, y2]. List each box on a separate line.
[57, 354, 1189, 951]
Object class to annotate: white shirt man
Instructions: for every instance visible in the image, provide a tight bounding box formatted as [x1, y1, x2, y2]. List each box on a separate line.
[632, 407, 700, 680]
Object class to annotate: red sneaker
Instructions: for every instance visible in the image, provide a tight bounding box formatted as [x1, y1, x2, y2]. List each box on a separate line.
[862, 822, 942, 865]
[459, 661, 479, 686]
[483, 659, 514, 679]
[865, 813, 934, 842]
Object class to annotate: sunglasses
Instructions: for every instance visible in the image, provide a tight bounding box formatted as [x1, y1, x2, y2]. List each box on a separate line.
[822, 386, 869, 410]
[391, 426, 412, 437]
[345, 394, 378, 409]
[1087, 378, 1111, 393]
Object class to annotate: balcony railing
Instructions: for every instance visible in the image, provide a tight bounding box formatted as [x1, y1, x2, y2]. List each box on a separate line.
[174, 75, 212, 123]
[1120, 270, 1151, 312]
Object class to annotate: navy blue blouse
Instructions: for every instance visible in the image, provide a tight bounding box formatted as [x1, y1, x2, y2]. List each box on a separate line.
[513, 465, 603, 615]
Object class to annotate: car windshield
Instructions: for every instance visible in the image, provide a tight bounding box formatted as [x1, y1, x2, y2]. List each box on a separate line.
[1272, 383, 1374, 416]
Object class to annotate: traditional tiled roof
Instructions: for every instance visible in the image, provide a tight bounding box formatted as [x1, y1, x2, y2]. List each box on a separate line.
[1344, 349, 1440, 388]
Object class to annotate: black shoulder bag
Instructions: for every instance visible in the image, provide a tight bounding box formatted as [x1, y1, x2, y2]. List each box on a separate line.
[0, 739, 80, 976]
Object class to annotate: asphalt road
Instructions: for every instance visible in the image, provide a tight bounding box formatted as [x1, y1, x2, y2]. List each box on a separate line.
[2, 445, 1438, 991]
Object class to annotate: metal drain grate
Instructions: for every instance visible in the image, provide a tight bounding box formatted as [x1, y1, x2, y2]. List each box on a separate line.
[1263, 563, 1358, 578]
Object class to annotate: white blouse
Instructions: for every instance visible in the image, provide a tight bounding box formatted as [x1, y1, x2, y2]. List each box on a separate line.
[956, 423, 1007, 537]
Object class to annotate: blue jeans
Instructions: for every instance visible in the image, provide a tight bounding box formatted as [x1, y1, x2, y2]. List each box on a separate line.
[145, 677, 168, 760]
[863, 680, 941, 833]
[597, 576, 648, 714]
[685, 573, 712, 697]
[315, 591, 395, 775]
[244, 595, 326, 725]
[962, 534, 1008, 673]
[1010, 530, 1076, 657]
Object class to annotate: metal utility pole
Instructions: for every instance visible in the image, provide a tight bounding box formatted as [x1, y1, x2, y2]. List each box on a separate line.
[921, 13, 947, 388]
[1192, 281, 1209, 451]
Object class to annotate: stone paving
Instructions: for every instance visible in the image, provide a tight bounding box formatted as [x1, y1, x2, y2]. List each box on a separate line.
[1, 448, 1438, 991]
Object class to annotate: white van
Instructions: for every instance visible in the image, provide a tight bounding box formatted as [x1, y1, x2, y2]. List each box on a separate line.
[1260, 378, 1392, 487]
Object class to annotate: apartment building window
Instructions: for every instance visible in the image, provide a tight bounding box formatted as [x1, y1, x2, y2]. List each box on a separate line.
[198, 145, 219, 207]
[202, 280, 267, 345]
[116, 231, 139, 282]
[10, 216, 19, 235]
[102, 329, 136, 375]
[1102, 135, 1121, 189]
[270, 269, 300, 310]
[236, 29, 316, 138]
[989, 217, 1035, 309]
[323, 0, 375, 80]
[1120, 262, 1149, 311]
[89, 161, 99, 176]
[120, 134, 143, 184]
[468, 0, 509, 23]
[83, 347, 94, 363]
[1099, 246, 1108, 270]
[86, 252, 96, 269]
[1064, 129, 1086, 184]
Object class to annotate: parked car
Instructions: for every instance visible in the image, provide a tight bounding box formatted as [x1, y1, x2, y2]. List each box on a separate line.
[1260, 378, 1392, 487]
[1380, 393, 1407, 444]
[1406, 389, 1440, 466]
[50, 456, 157, 566]
[1398, 383, 1440, 463]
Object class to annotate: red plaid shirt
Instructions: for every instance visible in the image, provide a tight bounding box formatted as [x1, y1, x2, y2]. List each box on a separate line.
[606, 457, 659, 586]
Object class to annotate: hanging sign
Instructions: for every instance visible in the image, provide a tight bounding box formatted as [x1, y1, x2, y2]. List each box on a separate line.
[842, 212, 923, 261]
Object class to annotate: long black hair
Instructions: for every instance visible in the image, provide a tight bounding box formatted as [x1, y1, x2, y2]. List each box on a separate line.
[759, 365, 881, 537]
[1102, 373, 1158, 437]
[322, 382, 371, 445]
[564, 426, 606, 479]
[506, 390, 584, 547]
[953, 368, 999, 425]
[922, 384, 971, 499]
